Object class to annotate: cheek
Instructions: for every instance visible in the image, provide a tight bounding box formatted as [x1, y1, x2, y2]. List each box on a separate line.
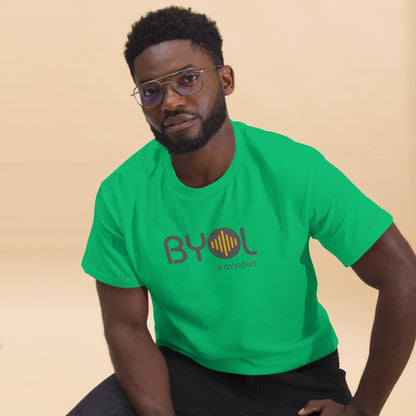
[143, 110, 160, 130]
[198, 89, 218, 116]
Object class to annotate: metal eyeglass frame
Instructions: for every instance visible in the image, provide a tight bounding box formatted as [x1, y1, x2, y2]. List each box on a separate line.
[130, 65, 222, 109]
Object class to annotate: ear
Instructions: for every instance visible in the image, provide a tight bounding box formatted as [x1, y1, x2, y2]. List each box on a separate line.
[219, 65, 235, 96]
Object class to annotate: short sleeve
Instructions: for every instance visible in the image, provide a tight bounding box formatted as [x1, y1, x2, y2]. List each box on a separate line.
[309, 154, 393, 267]
[81, 185, 143, 288]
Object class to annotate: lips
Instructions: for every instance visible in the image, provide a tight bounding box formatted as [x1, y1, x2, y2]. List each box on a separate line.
[163, 114, 197, 133]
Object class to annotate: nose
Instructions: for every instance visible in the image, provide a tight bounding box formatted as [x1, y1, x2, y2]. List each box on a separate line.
[160, 83, 186, 112]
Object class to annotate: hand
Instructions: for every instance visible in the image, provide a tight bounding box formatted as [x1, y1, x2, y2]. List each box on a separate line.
[298, 399, 362, 416]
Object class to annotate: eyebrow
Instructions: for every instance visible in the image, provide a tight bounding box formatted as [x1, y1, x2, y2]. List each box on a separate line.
[138, 64, 196, 86]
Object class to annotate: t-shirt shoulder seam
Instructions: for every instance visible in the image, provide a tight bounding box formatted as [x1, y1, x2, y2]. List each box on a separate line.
[306, 152, 325, 236]
[233, 120, 322, 156]
[100, 139, 162, 188]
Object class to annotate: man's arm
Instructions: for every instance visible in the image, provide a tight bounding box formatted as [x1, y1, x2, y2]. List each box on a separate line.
[96, 280, 176, 416]
[299, 223, 416, 416]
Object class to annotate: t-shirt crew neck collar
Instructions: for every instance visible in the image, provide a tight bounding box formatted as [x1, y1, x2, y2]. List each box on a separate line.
[163, 120, 245, 198]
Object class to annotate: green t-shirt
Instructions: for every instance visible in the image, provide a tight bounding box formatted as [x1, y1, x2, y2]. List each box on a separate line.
[82, 121, 393, 375]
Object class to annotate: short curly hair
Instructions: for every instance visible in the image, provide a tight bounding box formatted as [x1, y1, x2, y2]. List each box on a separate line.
[124, 6, 224, 79]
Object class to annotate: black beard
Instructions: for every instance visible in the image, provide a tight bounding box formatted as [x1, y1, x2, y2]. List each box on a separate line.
[149, 92, 227, 155]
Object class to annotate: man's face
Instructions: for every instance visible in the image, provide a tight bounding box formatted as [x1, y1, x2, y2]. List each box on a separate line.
[132, 40, 229, 154]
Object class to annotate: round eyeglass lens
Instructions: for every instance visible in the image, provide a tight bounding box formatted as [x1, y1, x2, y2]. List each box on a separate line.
[139, 83, 163, 108]
[171, 70, 202, 96]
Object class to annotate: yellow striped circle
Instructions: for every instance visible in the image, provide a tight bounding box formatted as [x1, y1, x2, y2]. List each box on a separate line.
[207, 228, 241, 259]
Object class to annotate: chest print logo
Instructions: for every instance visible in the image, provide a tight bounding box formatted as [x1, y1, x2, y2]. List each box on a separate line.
[164, 227, 257, 264]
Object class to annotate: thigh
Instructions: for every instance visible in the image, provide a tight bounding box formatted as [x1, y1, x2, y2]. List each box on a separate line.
[161, 347, 243, 416]
[66, 374, 137, 416]
[245, 350, 352, 416]
[67, 348, 245, 416]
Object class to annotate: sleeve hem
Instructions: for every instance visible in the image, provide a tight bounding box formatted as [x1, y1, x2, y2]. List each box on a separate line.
[341, 214, 393, 268]
[81, 263, 145, 288]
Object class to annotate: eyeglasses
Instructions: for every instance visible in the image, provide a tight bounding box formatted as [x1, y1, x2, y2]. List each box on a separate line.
[131, 65, 222, 109]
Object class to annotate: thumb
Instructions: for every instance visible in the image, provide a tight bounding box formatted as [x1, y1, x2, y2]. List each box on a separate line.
[298, 399, 332, 415]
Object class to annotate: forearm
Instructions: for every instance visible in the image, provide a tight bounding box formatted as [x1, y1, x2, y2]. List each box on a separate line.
[300, 225, 416, 416]
[349, 285, 416, 416]
[106, 326, 176, 416]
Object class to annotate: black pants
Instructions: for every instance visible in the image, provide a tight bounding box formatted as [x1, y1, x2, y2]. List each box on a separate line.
[67, 347, 351, 416]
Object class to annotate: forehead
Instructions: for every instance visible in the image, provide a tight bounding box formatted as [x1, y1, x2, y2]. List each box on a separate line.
[132, 39, 213, 85]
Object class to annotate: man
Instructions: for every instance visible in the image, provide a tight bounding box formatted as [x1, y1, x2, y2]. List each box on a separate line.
[68, 6, 416, 416]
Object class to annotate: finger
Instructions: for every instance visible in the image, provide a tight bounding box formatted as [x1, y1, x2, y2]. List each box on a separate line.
[298, 399, 332, 415]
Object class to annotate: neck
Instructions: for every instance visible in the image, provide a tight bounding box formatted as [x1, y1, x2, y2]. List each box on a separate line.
[170, 119, 235, 188]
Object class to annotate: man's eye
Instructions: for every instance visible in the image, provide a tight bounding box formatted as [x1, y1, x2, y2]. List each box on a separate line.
[179, 74, 199, 85]
[141, 86, 160, 97]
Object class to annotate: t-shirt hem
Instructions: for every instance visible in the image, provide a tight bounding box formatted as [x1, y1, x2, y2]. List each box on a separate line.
[157, 337, 338, 375]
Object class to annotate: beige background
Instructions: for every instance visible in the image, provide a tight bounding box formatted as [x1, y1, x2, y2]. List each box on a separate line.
[1, 0, 415, 414]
